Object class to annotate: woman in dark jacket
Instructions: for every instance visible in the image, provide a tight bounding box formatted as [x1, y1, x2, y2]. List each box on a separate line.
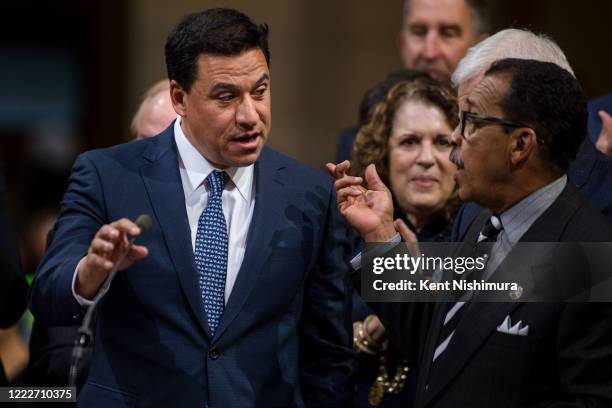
[350, 77, 459, 408]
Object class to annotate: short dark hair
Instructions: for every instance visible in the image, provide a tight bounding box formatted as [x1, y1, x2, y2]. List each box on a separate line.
[165, 8, 270, 92]
[485, 58, 587, 172]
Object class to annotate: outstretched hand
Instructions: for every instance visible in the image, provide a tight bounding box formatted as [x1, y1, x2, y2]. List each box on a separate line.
[325, 161, 396, 242]
[76, 218, 148, 300]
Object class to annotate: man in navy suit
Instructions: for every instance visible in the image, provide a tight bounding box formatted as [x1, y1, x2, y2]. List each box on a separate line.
[30, 8, 353, 407]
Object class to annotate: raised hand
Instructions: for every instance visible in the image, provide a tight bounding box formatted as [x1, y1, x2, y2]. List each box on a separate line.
[326, 161, 396, 242]
[75, 218, 148, 300]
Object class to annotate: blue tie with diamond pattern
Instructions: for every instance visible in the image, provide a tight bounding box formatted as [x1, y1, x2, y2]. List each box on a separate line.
[195, 170, 228, 336]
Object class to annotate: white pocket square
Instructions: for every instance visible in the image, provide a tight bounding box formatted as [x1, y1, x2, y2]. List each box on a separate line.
[497, 315, 529, 336]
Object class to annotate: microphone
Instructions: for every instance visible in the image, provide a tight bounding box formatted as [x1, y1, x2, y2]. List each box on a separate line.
[135, 214, 152, 234]
[68, 214, 152, 389]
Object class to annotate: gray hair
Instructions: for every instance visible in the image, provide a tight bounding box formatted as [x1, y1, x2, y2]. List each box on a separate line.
[452, 28, 575, 86]
[402, 0, 492, 36]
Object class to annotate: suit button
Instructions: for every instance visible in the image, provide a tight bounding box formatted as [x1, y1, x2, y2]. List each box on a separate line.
[426, 384, 430, 390]
[208, 347, 220, 360]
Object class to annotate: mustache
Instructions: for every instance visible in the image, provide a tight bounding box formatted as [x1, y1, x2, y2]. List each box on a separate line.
[449, 145, 464, 170]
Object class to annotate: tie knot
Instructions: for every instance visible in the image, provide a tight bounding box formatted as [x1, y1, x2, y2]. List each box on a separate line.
[479, 215, 503, 242]
[207, 171, 226, 197]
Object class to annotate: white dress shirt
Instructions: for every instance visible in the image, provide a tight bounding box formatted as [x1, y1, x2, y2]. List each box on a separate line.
[174, 118, 255, 303]
[72, 117, 255, 305]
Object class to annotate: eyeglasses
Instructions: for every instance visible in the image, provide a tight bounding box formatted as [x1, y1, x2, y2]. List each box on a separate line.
[458, 110, 533, 140]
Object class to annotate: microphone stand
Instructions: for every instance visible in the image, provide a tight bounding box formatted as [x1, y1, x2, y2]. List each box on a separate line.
[68, 215, 150, 389]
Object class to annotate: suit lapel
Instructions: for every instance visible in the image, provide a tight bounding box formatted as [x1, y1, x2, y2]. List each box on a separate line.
[415, 300, 445, 406]
[421, 183, 582, 405]
[422, 302, 522, 406]
[213, 147, 288, 340]
[139, 129, 211, 340]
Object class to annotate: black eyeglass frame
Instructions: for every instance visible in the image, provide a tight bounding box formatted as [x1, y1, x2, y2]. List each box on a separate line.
[459, 110, 543, 144]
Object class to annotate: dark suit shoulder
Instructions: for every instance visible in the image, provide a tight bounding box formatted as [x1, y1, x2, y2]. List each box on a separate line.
[259, 146, 332, 191]
[523, 183, 612, 242]
[561, 198, 612, 241]
[463, 183, 612, 243]
[80, 132, 164, 166]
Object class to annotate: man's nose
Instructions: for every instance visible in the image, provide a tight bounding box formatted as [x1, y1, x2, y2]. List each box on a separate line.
[451, 124, 462, 146]
[423, 32, 441, 60]
[236, 96, 258, 129]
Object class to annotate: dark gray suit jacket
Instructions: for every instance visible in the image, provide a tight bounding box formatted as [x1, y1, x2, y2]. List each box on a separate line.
[368, 183, 612, 407]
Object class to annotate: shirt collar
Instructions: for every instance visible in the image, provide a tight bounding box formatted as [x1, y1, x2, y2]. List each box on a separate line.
[499, 175, 567, 244]
[173, 118, 253, 201]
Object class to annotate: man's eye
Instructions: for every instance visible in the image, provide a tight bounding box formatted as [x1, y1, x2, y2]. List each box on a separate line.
[439, 27, 460, 39]
[218, 94, 234, 102]
[253, 87, 267, 98]
[409, 25, 427, 37]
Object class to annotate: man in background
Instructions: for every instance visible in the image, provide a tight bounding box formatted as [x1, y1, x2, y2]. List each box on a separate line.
[397, 0, 491, 82]
[130, 79, 175, 140]
[336, 0, 491, 163]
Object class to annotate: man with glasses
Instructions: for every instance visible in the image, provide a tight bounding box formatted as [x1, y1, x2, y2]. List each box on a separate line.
[329, 56, 612, 406]
[450, 30, 612, 242]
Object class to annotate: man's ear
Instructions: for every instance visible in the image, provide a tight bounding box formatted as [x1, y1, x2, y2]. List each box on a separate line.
[509, 128, 538, 165]
[170, 80, 187, 116]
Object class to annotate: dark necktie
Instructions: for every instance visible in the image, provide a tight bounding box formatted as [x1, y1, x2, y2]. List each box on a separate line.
[194, 170, 228, 336]
[431, 215, 503, 363]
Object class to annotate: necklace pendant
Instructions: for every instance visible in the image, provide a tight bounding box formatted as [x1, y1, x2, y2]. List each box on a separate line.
[368, 380, 385, 406]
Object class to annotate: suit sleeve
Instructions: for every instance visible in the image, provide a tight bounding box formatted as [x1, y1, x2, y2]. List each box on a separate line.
[29, 153, 107, 326]
[299, 183, 355, 407]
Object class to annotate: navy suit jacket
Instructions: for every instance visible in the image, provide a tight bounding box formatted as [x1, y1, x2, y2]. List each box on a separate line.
[29, 126, 354, 407]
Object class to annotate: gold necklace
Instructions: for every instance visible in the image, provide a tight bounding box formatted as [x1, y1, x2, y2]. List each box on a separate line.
[368, 354, 410, 406]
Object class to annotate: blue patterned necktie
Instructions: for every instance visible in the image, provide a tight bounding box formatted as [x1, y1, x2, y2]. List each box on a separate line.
[195, 170, 228, 336]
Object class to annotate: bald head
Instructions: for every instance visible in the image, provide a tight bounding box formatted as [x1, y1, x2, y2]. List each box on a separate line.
[131, 80, 176, 140]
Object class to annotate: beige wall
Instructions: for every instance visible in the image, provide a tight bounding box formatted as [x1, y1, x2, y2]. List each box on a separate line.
[124, 0, 404, 169]
[123, 0, 612, 169]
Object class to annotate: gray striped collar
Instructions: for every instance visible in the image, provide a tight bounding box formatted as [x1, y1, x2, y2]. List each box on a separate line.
[499, 175, 567, 245]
